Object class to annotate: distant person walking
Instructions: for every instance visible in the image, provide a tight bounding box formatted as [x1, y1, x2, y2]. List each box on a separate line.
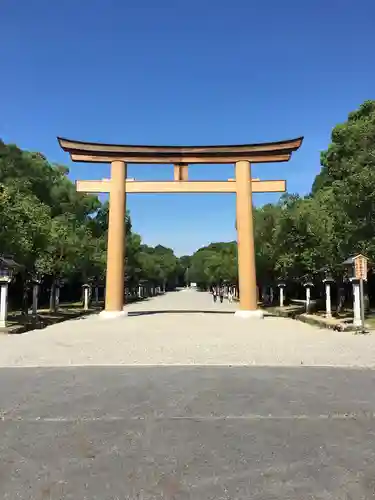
[212, 286, 218, 303]
[227, 288, 233, 303]
[219, 286, 224, 304]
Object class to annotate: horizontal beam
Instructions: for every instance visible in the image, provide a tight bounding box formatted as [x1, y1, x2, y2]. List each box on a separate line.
[76, 179, 286, 194]
[70, 153, 291, 164]
[59, 136, 303, 155]
[102, 177, 261, 182]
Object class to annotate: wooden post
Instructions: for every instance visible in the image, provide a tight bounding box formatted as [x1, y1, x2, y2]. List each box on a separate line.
[174, 164, 188, 181]
[235, 161, 263, 318]
[180, 165, 188, 181]
[101, 161, 127, 318]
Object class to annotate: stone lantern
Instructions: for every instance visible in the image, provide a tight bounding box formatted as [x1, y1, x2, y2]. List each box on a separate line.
[277, 278, 286, 307]
[320, 267, 334, 319]
[342, 254, 369, 329]
[0, 256, 21, 328]
[138, 279, 147, 299]
[303, 279, 314, 313]
[82, 283, 91, 311]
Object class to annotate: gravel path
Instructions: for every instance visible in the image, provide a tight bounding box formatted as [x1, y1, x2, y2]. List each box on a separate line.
[1, 289, 374, 367]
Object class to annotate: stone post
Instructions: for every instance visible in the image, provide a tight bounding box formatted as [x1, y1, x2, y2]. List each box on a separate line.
[323, 278, 334, 319]
[278, 283, 285, 307]
[304, 282, 314, 313]
[0, 282, 9, 328]
[350, 278, 361, 327]
[83, 284, 90, 312]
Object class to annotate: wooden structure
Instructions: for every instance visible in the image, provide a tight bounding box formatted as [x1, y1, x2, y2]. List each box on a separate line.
[58, 136, 303, 318]
[344, 254, 369, 281]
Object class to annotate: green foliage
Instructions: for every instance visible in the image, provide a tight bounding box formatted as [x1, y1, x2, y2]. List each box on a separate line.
[186, 100, 375, 285]
[2, 98, 375, 294]
[0, 140, 180, 293]
[0, 183, 51, 269]
[311, 99, 375, 262]
[188, 241, 238, 288]
[135, 244, 180, 289]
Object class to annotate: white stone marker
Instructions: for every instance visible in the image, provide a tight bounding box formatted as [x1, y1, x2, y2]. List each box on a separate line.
[278, 283, 286, 307]
[0, 282, 9, 328]
[303, 282, 314, 313]
[323, 278, 334, 319]
[83, 284, 90, 311]
[351, 278, 361, 327]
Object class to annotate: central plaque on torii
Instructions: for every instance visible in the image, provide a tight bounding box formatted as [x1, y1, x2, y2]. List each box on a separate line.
[58, 136, 303, 319]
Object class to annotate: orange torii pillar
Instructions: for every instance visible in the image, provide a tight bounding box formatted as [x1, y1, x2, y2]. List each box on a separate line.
[234, 160, 263, 318]
[100, 160, 127, 318]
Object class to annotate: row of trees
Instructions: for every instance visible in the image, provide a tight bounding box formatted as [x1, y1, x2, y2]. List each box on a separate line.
[182, 243, 237, 289]
[0, 140, 184, 308]
[184, 100, 375, 294]
[2, 99, 374, 306]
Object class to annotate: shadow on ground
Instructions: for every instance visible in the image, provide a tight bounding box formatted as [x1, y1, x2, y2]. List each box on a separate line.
[128, 309, 235, 316]
[5, 297, 156, 334]
[1, 365, 375, 499]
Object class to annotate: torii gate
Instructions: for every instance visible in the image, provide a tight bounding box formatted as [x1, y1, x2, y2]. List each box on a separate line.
[58, 136, 303, 319]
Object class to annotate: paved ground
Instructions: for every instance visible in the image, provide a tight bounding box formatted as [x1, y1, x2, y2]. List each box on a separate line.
[1, 291, 375, 499]
[1, 289, 375, 367]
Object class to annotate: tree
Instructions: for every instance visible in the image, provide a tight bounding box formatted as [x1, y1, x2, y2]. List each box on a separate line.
[0, 138, 183, 310]
[272, 193, 337, 279]
[189, 242, 237, 288]
[4, 99, 375, 312]
[0, 183, 51, 270]
[312, 100, 375, 262]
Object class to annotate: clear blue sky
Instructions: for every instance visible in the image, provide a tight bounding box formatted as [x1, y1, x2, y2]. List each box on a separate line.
[2, 0, 374, 255]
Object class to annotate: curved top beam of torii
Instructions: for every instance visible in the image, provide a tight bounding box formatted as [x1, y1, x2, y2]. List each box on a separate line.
[57, 136, 303, 164]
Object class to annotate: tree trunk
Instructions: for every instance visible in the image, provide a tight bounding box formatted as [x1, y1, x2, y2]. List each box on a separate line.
[336, 286, 345, 315]
[49, 282, 56, 312]
[32, 284, 39, 318]
[22, 280, 29, 317]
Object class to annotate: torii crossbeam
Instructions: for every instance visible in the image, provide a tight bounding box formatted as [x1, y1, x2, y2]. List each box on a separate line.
[58, 136, 303, 319]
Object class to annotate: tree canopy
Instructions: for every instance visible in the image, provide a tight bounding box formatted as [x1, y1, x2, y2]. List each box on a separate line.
[185, 100, 375, 287]
[2, 100, 374, 297]
[0, 140, 181, 299]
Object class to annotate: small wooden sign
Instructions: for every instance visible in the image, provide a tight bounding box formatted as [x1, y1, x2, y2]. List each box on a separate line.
[354, 255, 368, 281]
